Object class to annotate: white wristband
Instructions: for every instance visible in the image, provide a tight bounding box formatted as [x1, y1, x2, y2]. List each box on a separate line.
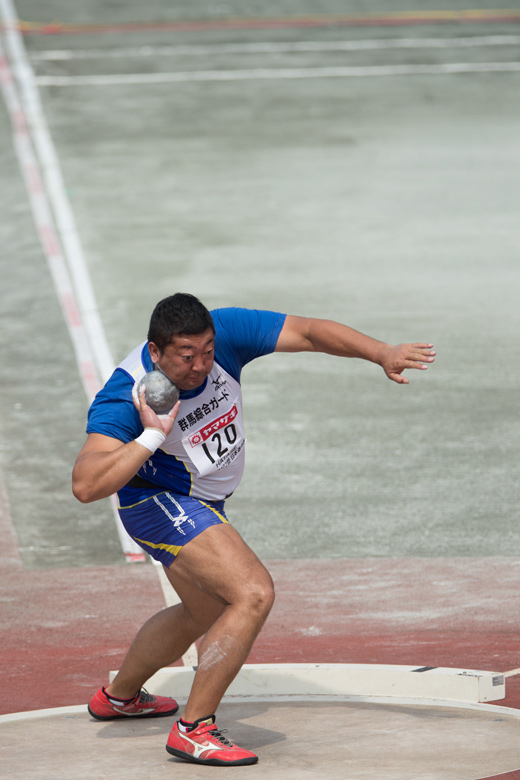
[135, 427, 166, 454]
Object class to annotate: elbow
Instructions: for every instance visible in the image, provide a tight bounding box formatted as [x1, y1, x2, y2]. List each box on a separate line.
[72, 469, 96, 504]
[72, 481, 93, 504]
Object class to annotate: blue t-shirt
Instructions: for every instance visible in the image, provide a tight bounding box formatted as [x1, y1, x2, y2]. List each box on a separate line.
[86, 307, 286, 499]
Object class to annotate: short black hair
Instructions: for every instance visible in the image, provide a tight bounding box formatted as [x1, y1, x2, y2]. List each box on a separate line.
[147, 293, 215, 351]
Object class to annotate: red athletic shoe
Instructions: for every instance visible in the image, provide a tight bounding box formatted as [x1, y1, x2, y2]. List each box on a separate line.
[166, 716, 258, 766]
[88, 686, 179, 720]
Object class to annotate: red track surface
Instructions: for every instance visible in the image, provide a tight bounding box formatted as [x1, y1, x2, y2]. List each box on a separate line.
[482, 774, 520, 780]
[2, 493, 519, 716]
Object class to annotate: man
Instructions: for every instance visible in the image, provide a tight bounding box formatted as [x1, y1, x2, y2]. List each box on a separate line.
[72, 293, 435, 767]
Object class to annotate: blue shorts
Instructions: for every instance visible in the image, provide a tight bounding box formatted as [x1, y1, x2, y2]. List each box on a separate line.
[118, 491, 229, 568]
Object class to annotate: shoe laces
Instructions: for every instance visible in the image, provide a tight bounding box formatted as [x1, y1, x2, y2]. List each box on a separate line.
[137, 688, 156, 704]
[207, 726, 234, 748]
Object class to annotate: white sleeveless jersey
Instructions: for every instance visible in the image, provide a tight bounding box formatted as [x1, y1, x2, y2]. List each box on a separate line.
[119, 343, 246, 501]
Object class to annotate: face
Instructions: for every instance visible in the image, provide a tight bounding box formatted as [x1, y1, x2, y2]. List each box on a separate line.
[148, 328, 215, 391]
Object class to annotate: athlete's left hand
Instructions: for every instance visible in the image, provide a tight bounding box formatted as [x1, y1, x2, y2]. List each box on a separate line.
[380, 343, 436, 384]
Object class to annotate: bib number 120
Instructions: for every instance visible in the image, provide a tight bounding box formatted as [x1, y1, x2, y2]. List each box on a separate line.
[201, 423, 237, 464]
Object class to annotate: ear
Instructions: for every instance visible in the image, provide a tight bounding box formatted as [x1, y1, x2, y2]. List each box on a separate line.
[148, 342, 160, 364]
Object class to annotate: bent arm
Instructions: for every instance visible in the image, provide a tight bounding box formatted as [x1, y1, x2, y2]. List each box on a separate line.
[275, 315, 435, 384]
[72, 432, 156, 503]
[73, 393, 180, 503]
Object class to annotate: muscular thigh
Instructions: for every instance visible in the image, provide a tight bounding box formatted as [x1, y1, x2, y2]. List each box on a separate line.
[169, 523, 273, 607]
[163, 563, 225, 632]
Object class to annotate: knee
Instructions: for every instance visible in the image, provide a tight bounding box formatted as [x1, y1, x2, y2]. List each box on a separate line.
[242, 574, 275, 619]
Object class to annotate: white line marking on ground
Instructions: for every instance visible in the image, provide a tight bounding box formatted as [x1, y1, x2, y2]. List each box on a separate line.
[2, 693, 520, 724]
[34, 61, 520, 87]
[0, 43, 100, 402]
[504, 668, 520, 678]
[0, 705, 88, 722]
[1, 1, 114, 383]
[0, 0, 144, 563]
[29, 35, 520, 61]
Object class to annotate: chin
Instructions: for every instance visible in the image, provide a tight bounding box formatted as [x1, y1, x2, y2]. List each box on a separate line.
[180, 377, 205, 390]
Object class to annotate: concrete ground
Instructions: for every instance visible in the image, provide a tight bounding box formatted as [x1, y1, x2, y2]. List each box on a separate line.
[3, 700, 520, 780]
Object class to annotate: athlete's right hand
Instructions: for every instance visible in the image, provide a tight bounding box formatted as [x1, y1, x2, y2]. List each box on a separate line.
[133, 385, 180, 437]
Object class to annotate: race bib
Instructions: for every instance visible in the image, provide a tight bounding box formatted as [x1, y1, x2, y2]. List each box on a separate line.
[181, 401, 245, 476]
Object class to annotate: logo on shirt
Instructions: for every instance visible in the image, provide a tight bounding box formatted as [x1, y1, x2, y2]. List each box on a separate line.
[188, 405, 238, 448]
[212, 374, 227, 391]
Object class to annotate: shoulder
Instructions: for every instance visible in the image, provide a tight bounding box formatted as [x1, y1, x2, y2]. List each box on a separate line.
[117, 341, 153, 381]
[212, 307, 286, 350]
[211, 307, 287, 381]
[86, 345, 148, 442]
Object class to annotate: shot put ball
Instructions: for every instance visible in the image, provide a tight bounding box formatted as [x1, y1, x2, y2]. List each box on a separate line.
[137, 370, 180, 414]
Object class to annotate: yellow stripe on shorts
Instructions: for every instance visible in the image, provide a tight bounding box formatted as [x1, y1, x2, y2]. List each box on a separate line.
[134, 537, 183, 557]
[198, 500, 229, 524]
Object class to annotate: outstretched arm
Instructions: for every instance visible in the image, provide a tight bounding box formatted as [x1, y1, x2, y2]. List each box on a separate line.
[72, 389, 180, 503]
[275, 315, 435, 384]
